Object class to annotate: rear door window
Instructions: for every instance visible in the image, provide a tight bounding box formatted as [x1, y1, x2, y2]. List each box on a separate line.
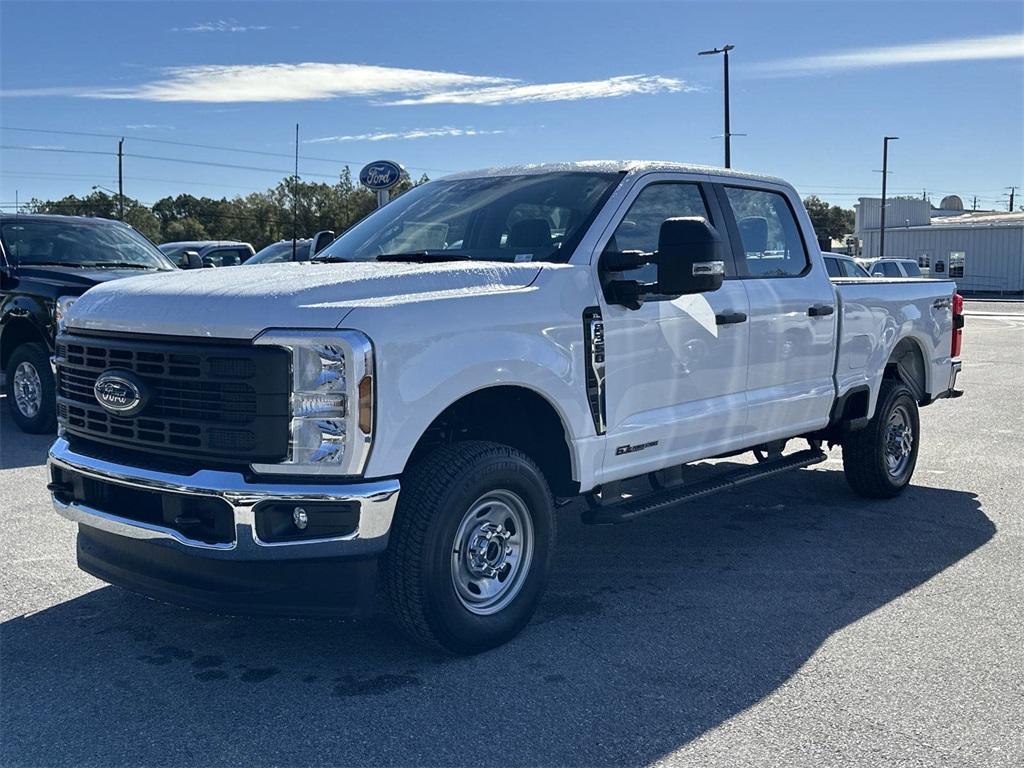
[902, 261, 922, 277]
[722, 187, 809, 278]
[824, 257, 841, 277]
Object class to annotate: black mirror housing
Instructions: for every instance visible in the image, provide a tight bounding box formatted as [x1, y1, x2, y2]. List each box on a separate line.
[656, 217, 725, 296]
[179, 250, 203, 270]
[312, 230, 336, 255]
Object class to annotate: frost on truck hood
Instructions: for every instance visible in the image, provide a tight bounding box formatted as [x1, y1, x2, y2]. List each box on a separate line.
[66, 260, 543, 339]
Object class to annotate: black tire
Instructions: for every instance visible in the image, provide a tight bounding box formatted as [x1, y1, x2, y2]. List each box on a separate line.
[842, 379, 919, 498]
[4, 342, 56, 434]
[382, 440, 555, 654]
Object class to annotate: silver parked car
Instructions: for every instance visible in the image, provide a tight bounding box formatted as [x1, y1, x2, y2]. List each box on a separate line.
[158, 240, 255, 268]
[869, 258, 923, 278]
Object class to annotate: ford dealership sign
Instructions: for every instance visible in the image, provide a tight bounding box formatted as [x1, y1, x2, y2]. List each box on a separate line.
[359, 160, 403, 190]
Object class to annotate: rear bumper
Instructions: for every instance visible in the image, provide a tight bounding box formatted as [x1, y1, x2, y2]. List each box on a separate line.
[48, 438, 400, 615]
[935, 360, 963, 400]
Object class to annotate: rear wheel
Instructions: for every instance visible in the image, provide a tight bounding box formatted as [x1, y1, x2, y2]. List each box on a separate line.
[382, 440, 555, 654]
[842, 380, 919, 498]
[5, 342, 56, 433]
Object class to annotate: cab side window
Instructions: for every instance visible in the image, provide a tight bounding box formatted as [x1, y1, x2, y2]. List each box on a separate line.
[603, 183, 714, 283]
[723, 187, 809, 278]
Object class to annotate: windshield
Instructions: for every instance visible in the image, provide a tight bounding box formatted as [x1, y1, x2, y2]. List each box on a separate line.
[248, 240, 308, 264]
[1, 218, 174, 270]
[315, 171, 622, 264]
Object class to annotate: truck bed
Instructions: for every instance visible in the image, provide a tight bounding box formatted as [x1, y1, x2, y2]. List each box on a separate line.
[832, 278, 958, 414]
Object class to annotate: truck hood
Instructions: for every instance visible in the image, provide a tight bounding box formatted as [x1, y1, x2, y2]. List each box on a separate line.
[14, 264, 172, 293]
[66, 260, 543, 339]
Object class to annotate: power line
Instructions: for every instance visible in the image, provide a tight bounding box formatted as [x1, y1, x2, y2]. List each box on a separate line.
[0, 144, 113, 157]
[0, 125, 455, 173]
[1, 143, 340, 179]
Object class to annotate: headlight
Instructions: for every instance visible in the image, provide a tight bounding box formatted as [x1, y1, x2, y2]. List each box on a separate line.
[251, 329, 374, 476]
[54, 295, 78, 333]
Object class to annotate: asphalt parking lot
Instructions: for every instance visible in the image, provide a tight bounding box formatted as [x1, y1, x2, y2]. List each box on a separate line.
[1, 301, 1021, 767]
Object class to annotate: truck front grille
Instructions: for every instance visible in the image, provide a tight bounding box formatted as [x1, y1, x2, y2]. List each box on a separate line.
[56, 333, 290, 465]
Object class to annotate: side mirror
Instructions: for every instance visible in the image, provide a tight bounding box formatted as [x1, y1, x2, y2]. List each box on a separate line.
[312, 230, 336, 255]
[179, 250, 203, 270]
[655, 217, 725, 296]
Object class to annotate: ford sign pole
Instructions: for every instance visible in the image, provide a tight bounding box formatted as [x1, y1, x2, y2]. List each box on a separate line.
[360, 160, 403, 208]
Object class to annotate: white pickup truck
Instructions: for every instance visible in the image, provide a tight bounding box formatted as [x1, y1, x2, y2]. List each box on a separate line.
[49, 162, 964, 653]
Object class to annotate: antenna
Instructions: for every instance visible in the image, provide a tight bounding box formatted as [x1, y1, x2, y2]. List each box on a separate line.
[292, 123, 299, 260]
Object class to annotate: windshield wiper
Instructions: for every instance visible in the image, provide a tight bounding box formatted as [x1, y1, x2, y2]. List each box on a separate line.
[376, 251, 472, 263]
[80, 262, 156, 269]
[17, 261, 91, 268]
[311, 255, 353, 263]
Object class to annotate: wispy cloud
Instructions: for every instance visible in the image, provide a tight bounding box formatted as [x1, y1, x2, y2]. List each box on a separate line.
[2, 62, 692, 106]
[308, 127, 505, 143]
[386, 75, 695, 105]
[762, 33, 1024, 75]
[80, 63, 513, 102]
[172, 19, 270, 33]
[125, 123, 174, 130]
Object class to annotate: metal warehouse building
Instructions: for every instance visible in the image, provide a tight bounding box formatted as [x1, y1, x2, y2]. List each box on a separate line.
[855, 196, 1024, 295]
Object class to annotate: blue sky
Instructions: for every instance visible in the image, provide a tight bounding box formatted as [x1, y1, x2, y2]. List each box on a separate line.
[1, 1, 1022, 211]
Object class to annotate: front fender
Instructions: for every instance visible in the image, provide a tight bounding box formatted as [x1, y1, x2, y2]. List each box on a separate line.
[0, 293, 53, 361]
[345, 265, 597, 481]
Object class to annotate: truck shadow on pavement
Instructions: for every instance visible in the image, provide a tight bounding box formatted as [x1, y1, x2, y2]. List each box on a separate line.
[0, 401, 54, 471]
[1, 469, 992, 767]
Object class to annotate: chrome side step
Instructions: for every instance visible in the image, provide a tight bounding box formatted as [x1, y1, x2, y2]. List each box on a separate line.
[581, 448, 829, 525]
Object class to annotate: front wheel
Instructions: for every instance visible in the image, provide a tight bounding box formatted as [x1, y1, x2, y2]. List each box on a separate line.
[5, 342, 57, 433]
[842, 380, 920, 498]
[382, 441, 555, 654]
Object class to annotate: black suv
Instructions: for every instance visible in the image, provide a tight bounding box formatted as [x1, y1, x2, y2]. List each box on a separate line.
[0, 214, 176, 432]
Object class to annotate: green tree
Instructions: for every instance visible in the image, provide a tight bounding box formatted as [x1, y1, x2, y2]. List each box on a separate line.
[162, 217, 209, 242]
[803, 196, 855, 241]
[24, 167, 431, 251]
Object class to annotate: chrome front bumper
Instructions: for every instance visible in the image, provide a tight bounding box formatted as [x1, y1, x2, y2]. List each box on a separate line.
[48, 438, 400, 561]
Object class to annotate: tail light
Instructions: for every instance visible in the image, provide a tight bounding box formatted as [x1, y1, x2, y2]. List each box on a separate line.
[951, 292, 964, 358]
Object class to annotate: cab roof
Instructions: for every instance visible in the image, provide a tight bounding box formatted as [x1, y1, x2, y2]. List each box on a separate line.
[441, 160, 788, 186]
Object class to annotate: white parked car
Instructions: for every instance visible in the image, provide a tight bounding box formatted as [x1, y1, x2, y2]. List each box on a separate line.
[50, 162, 964, 653]
[823, 252, 870, 278]
[869, 258, 924, 278]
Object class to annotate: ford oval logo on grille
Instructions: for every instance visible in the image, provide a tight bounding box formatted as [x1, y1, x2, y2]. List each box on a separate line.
[94, 370, 146, 416]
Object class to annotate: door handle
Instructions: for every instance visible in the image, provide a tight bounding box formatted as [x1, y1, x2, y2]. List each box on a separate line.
[715, 311, 748, 325]
[807, 304, 835, 317]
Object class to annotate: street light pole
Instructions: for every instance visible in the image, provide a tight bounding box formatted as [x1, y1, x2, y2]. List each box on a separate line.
[879, 136, 899, 259]
[698, 44, 735, 168]
[117, 137, 124, 221]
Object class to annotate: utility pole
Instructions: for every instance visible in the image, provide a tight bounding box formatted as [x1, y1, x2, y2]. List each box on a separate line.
[292, 124, 299, 261]
[972, 195, 977, 211]
[117, 137, 124, 221]
[878, 136, 899, 260]
[1008, 186, 1016, 212]
[698, 44, 735, 168]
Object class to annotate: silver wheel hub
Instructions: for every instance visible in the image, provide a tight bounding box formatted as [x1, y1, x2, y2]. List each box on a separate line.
[884, 405, 914, 477]
[452, 489, 534, 616]
[13, 361, 42, 419]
